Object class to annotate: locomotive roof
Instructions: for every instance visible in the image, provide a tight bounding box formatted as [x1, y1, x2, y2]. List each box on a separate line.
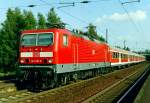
[22, 28, 107, 45]
[70, 31, 106, 44]
[21, 28, 70, 34]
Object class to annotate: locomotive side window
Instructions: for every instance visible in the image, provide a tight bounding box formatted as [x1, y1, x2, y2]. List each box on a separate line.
[63, 34, 68, 46]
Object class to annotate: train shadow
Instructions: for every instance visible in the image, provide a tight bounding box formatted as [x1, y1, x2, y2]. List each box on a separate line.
[0, 74, 16, 83]
[0, 74, 32, 92]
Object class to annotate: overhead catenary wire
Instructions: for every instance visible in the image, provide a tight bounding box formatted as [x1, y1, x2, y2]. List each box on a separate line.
[118, 0, 142, 34]
[121, 0, 140, 5]
[39, 0, 88, 25]
[0, 0, 95, 10]
[39, 0, 105, 33]
[117, 0, 147, 50]
[37, 0, 149, 51]
[0, 0, 110, 32]
[58, 0, 129, 43]
[58, 0, 111, 4]
[0, 0, 95, 33]
[1, 0, 144, 47]
[0, 4, 54, 10]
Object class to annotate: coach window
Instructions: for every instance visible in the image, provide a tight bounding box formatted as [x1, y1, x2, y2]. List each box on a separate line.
[112, 52, 116, 59]
[115, 53, 117, 58]
[117, 53, 119, 58]
[63, 34, 68, 46]
[126, 54, 128, 59]
[121, 54, 123, 59]
[114, 52, 116, 58]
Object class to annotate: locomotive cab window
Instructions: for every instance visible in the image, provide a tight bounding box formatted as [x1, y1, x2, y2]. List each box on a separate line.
[37, 33, 53, 46]
[21, 33, 53, 46]
[21, 34, 36, 46]
[63, 34, 68, 46]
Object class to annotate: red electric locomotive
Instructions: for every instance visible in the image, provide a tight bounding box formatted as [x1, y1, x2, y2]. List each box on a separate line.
[18, 28, 145, 89]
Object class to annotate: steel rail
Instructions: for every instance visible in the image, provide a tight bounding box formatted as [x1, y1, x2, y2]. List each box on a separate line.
[116, 65, 150, 103]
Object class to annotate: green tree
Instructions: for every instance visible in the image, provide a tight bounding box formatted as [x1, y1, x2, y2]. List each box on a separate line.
[86, 23, 105, 42]
[145, 49, 150, 54]
[0, 8, 17, 72]
[97, 35, 105, 42]
[23, 10, 37, 30]
[115, 46, 122, 49]
[0, 30, 3, 72]
[87, 23, 97, 39]
[37, 13, 46, 29]
[124, 46, 130, 51]
[47, 8, 65, 28]
[0, 8, 27, 72]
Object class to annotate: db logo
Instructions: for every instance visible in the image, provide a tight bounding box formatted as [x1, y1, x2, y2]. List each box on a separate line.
[33, 52, 40, 57]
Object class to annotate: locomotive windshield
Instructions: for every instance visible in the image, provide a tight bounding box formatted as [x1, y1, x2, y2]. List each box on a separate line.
[21, 33, 53, 46]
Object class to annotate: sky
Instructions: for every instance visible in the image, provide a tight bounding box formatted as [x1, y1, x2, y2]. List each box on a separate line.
[0, 0, 150, 51]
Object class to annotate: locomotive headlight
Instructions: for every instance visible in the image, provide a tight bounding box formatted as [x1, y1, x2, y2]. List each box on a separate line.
[48, 59, 53, 63]
[20, 59, 24, 63]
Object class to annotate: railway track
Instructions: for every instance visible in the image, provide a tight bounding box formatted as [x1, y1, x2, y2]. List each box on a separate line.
[0, 81, 35, 103]
[116, 63, 150, 103]
[0, 90, 35, 103]
[0, 63, 148, 103]
[12, 62, 148, 103]
[82, 63, 150, 103]
[0, 81, 16, 94]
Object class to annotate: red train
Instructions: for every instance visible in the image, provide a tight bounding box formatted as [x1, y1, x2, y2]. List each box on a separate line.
[18, 28, 145, 89]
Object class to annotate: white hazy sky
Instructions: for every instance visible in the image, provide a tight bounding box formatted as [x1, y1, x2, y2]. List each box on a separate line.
[0, 0, 150, 51]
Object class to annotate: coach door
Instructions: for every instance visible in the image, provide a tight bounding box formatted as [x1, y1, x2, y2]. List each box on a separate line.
[119, 53, 121, 64]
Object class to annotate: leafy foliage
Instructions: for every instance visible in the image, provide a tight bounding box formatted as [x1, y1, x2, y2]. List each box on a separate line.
[0, 9, 38, 72]
[86, 23, 97, 40]
[0, 8, 23, 72]
[144, 49, 150, 54]
[115, 46, 130, 51]
[124, 47, 130, 51]
[47, 8, 65, 28]
[83, 23, 105, 42]
[23, 10, 37, 30]
[72, 24, 106, 42]
[37, 13, 46, 29]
